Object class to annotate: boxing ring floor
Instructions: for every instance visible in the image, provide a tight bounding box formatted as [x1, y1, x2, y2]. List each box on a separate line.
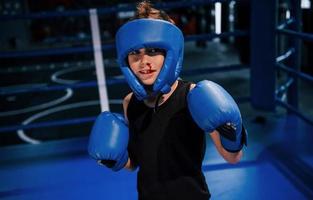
[1, 109, 313, 200]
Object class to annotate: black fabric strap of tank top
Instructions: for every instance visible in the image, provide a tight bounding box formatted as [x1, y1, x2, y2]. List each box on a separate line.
[154, 93, 163, 113]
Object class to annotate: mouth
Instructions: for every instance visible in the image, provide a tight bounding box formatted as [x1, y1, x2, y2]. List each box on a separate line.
[139, 69, 156, 74]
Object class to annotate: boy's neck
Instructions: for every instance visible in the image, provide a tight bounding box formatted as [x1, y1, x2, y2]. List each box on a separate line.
[143, 80, 179, 108]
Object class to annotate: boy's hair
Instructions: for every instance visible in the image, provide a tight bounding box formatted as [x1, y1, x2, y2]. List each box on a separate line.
[132, 1, 173, 23]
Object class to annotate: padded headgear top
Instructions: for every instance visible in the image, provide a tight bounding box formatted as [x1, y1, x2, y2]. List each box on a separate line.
[116, 18, 184, 100]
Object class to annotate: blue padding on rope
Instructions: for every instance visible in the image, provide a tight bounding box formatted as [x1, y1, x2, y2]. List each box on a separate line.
[0, 78, 126, 96]
[0, 46, 92, 58]
[276, 48, 295, 63]
[0, 32, 248, 59]
[185, 31, 248, 42]
[276, 18, 295, 30]
[153, 0, 230, 10]
[276, 63, 313, 83]
[0, 44, 114, 58]
[0, 81, 94, 95]
[182, 64, 249, 76]
[276, 98, 313, 126]
[0, 116, 97, 133]
[0, 9, 89, 20]
[275, 78, 294, 97]
[277, 28, 313, 42]
[1, 64, 247, 96]
[0, 0, 230, 21]
[0, 31, 248, 59]
[0, 96, 250, 133]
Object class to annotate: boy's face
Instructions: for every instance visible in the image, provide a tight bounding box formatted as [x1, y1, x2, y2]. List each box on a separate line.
[127, 48, 165, 86]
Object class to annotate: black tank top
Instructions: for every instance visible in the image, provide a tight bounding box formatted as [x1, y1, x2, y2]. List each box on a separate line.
[127, 80, 210, 200]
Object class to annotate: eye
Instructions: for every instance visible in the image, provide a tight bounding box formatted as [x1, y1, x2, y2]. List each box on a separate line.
[128, 50, 140, 55]
[146, 48, 165, 56]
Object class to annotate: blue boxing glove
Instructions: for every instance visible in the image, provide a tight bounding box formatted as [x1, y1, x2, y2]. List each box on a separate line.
[88, 111, 129, 171]
[187, 80, 247, 152]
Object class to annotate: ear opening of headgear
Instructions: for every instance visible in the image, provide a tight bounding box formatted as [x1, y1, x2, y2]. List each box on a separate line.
[116, 18, 184, 100]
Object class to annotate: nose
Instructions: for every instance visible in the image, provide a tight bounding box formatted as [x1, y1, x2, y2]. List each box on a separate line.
[140, 54, 151, 68]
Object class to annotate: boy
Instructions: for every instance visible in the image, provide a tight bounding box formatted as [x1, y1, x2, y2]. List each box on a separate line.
[88, 1, 247, 199]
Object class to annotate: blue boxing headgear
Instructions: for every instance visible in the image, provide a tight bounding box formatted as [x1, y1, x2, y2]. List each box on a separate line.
[116, 18, 184, 100]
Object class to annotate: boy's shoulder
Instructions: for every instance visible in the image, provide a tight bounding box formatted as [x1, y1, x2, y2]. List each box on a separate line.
[189, 83, 196, 91]
[122, 92, 133, 121]
[123, 92, 133, 105]
[178, 79, 196, 91]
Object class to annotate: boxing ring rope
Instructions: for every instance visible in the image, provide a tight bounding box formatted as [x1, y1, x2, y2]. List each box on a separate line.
[276, 63, 313, 83]
[0, 63, 248, 96]
[0, 0, 249, 138]
[0, 0, 246, 59]
[0, 79, 123, 96]
[250, 0, 313, 125]
[0, 32, 248, 59]
[277, 27, 313, 42]
[0, 0, 232, 21]
[2, 0, 312, 140]
[275, 0, 313, 125]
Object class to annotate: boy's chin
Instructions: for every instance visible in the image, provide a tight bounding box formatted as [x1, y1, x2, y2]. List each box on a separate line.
[141, 80, 155, 86]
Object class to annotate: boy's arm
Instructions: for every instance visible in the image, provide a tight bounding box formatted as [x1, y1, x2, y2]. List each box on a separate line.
[210, 130, 242, 164]
[122, 92, 137, 171]
[123, 92, 132, 123]
[188, 81, 247, 164]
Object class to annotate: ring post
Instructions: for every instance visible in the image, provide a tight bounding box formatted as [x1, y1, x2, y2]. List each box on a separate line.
[250, 0, 277, 110]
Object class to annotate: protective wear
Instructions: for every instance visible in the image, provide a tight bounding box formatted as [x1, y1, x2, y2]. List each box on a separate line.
[88, 112, 129, 171]
[187, 80, 247, 152]
[116, 18, 184, 100]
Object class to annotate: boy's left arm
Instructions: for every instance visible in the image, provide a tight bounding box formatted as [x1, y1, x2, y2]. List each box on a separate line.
[210, 130, 243, 164]
[188, 80, 247, 162]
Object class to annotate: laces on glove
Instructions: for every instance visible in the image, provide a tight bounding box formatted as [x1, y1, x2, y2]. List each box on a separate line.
[98, 160, 116, 168]
[216, 123, 237, 141]
[216, 123, 248, 146]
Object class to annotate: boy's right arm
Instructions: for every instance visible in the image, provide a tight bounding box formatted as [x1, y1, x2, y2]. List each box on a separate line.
[122, 92, 132, 124]
[122, 93, 138, 171]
